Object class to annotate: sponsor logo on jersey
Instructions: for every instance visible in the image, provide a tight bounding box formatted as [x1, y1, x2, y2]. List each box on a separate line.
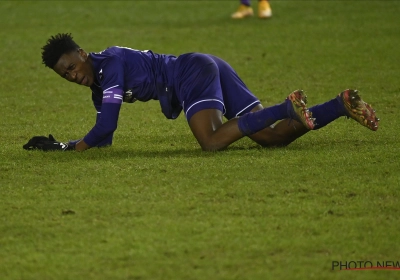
[99, 69, 103, 81]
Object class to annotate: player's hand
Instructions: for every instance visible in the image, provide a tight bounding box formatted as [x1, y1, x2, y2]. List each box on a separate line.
[23, 134, 75, 151]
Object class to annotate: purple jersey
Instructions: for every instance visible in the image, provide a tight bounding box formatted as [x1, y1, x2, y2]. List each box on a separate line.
[84, 47, 180, 147]
[90, 47, 177, 105]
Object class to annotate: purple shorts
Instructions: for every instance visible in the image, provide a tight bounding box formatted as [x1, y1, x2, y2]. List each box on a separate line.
[173, 53, 260, 121]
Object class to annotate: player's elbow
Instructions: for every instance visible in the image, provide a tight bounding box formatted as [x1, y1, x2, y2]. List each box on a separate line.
[98, 121, 117, 135]
[103, 126, 117, 137]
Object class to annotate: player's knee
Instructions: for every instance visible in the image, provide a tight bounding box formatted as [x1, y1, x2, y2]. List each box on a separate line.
[198, 138, 224, 152]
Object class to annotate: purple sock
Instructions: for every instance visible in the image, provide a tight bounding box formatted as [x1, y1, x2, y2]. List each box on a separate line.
[237, 102, 287, 136]
[241, 0, 251, 6]
[309, 98, 345, 130]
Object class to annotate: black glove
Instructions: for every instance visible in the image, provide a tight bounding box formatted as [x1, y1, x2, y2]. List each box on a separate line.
[23, 134, 74, 151]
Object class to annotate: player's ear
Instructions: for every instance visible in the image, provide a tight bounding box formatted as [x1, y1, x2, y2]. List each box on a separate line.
[78, 48, 88, 61]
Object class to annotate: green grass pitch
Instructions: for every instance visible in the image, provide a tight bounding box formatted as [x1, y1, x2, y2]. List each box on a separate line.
[1, 1, 400, 279]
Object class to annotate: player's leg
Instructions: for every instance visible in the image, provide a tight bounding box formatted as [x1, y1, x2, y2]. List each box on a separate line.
[210, 53, 345, 146]
[175, 54, 314, 151]
[258, 0, 272, 19]
[249, 89, 380, 147]
[304, 89, 379, 131]
[174, 53, 261, 150]
[188, 109, 243, 151]
[188, 92, 313, 151]
[208, 54, 314, 147]
[248, 104, 309, 147]
[248, 94, 345, 147]
[211, 55, 378, 146]
[231, 0, 254, 19]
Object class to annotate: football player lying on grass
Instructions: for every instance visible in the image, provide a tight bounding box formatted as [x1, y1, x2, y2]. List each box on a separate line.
[23, 33, 379, 152]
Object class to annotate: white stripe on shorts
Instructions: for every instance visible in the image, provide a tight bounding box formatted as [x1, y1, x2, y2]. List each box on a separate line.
[185, 99, 226, 116]
[235, 101, 260, 117]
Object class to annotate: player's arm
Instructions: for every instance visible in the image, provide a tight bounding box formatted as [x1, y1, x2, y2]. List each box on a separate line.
[67, 91, 114, 149]
[90, 91, 115, 147]
[78, 85, 124, 151]
[74, 101, 121, 151]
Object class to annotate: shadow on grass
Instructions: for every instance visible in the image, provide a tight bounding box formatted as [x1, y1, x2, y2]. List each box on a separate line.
[14, 145, 270, 163]
[14, 133, 388, 163]
[71, 145, 266, 160]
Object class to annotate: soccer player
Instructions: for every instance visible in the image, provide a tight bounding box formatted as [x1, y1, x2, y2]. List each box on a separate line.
[23, 33, 379, 152]
[231, 0, 272, 19]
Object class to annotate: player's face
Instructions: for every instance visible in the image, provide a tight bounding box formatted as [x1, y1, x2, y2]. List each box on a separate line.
[53, 49, 94, 87]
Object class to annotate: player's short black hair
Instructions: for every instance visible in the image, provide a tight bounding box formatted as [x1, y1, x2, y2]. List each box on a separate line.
[41, 33, 80, 68]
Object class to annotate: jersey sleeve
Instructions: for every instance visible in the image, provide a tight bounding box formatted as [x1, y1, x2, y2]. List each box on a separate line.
[83, 56, 125, 147]
[89, 91, 114, 147]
